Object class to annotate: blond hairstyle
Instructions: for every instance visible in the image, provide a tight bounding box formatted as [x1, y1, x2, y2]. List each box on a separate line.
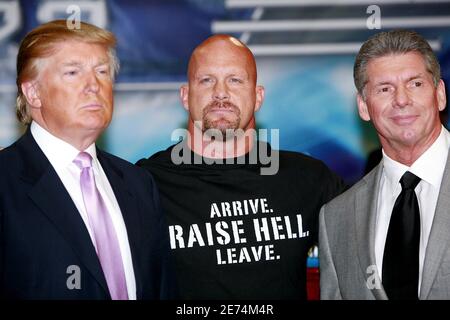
[16, 20, 119, 124]
[354, 29, 440, 99]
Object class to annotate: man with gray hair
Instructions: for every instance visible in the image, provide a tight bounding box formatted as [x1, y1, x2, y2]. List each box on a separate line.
[319, 30, 448, 300]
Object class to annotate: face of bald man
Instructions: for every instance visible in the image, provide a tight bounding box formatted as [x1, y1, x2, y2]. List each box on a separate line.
[180, 36, 264, 138]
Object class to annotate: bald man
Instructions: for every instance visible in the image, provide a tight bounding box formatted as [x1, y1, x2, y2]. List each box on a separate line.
[137, 35, 345, 299]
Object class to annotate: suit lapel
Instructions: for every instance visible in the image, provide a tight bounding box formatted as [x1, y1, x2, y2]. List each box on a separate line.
[97, 150, 143, 299]
[18, 129, 110, 297]
[420, 150, 450, 299]
[28, 170, 111, 297]
[355, 165, 388, 300]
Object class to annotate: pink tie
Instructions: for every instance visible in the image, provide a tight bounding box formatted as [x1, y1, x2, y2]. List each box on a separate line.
[73, 152, 128, 300]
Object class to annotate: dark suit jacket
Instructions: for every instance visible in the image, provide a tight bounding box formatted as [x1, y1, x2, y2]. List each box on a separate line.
[0, 129, 177, 299]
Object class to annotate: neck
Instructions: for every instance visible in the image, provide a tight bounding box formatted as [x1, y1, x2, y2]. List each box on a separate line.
[381, 126, 442, 166]
[33, 120, 99, 151]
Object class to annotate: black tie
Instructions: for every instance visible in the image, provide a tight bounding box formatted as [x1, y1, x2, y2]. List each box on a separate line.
[382, 171, 421, 300]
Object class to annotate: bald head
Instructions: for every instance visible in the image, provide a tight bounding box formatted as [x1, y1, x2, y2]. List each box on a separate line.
[180, 34, 265, 147]
[187, 34, 257, 84]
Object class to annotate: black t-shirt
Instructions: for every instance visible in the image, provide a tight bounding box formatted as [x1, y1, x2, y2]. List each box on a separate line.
[137, 141, 345, 299]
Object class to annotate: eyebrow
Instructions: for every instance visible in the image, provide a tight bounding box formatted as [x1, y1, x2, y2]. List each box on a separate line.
[373, 73, 425, 87]
[405, 74, 425, 82]
[194, 72, 249, 79]
[95, 60, 109, 67]
[61, 61, 82, 67]
[61, 60, 109, 68]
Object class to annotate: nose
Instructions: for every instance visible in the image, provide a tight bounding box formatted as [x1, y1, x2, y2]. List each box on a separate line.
[393, 85, 411, 108]
[84, 70, 100, 94]
[213, 80, 230, 101]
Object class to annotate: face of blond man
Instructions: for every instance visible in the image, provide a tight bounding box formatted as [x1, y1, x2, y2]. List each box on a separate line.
[23, 40, 114, 148]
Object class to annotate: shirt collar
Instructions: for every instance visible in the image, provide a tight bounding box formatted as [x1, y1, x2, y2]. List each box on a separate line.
[30, 121, 97, 170]
[382, 125, 450, 190]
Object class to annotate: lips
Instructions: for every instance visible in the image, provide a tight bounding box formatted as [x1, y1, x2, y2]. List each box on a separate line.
[81, 103, 103, 110]
[203, 101, 240, 117]
[208, 108, 235, 114]
[390, 115, 419, 125]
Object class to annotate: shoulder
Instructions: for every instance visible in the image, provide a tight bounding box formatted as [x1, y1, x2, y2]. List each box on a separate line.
[136, 144, 174, 168]
[278, 149, 331, 171]
[0, 138, 27, 172]
[322, 168, 377, 213]
[0, 143, 18, 161]
[97, 150, 163, 205]
[98, 149, 135, 170]
[0, 138, 39, 195]
[98, 149, 155, 183]
[257, 140, 330, 171]
[276, 148, 342, 186]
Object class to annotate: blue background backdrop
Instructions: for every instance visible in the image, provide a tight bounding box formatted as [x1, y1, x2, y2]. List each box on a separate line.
[1, 0, 450, 186]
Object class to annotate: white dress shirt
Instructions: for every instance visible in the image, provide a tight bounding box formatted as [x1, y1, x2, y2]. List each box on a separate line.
[31, 121, 136, 299]
[375, 126, 450, 294]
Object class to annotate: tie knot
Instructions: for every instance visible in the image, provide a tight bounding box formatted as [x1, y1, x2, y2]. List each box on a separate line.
[73, 152, 93, 169]
[400, 171, 421, 190]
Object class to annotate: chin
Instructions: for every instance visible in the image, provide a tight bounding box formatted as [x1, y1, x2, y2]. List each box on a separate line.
[205, 116, 240, 129]
[399, 127, 417, 139]
[80, 117, 111, 131]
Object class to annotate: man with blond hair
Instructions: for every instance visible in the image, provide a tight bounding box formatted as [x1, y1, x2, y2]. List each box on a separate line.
[0, 20, 176, 300]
